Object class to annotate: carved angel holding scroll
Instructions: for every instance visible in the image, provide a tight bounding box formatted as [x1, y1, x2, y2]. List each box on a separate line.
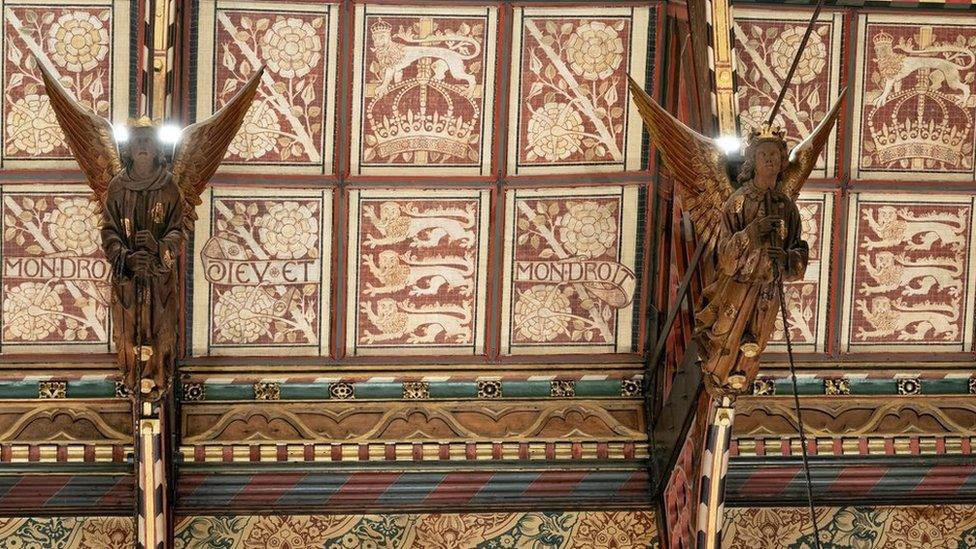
[629, 78, 845, 397]
[38, 60, 263, 398]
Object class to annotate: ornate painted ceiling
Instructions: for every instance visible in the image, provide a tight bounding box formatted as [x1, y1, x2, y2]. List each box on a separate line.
[0, 0, 973, 547]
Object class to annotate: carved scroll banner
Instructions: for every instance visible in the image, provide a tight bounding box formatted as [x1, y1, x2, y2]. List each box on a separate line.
[1, 1, 131, 169]
[192, 187, 332, 356]
[0, 185, 112, 354]
[500, 185, 640, 354]
[195, 0, 338, 174]
[852, 14, 976, 181]
[732, 8, 844, 179]
[841, 192, 976, 352]
[348, 5, 498, 176]
[767, 191, 834, 353]
[507, 7, 650, 175]
[346, 189, 490, 356]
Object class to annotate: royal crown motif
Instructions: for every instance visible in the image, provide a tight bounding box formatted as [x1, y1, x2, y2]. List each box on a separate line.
[127, 115, 156, 128]
[370, 18, 392, 35]
[872, 30, 893, 48]
[868, 88, 972, 169]
[747, 122, 786, 145]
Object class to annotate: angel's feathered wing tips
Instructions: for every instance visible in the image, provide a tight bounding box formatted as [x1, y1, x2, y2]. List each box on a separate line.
[173, 66, 265, 229]
[781, 87, 847, 200]
[628, 75, 734, 256]
[37, 55, 122, 208]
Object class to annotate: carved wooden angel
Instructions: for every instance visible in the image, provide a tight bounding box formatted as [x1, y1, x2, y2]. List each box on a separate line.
[38, 60, 263, 397]
[629, 77, 845, 396]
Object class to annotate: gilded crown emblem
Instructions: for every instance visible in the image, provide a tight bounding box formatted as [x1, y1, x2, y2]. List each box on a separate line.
[868, 92, 971, 169]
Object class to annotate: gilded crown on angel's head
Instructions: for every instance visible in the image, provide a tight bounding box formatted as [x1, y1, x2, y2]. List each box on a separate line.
[126, 116, 156, 129]
[746, 122, 787, 145]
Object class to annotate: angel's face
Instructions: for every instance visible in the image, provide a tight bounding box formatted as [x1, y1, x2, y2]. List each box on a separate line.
[753, 141, 782, 187]
[127, 128, 161, 174]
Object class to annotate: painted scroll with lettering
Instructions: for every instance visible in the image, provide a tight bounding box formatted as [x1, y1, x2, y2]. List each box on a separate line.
[2, 2, 130, 167]
[196, 1, 338, 174]
[192, 188, 332, 356]
[1, 187, 110, 352]
[852, 15, 976, 180]
[842, 193, 976, 352]
[500, 186, 639, 354]
[346, 189, 490, 355]
[507, 7, 650, 175]
[349, 6, 497, 176]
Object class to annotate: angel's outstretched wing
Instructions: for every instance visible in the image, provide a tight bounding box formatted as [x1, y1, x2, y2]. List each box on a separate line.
[781, 88, 847, 200]
[172, 67, 264, 230]
[627, 77, 734, 256]
[37, 57, 121, 209]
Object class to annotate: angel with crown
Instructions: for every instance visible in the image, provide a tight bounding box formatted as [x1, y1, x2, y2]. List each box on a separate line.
[38, 61, 263, 398]
[628, 78, 845, 397]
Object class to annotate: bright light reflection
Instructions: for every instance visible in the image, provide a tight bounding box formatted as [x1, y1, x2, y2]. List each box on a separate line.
[158, 125, 182, 145]
[716, 135, 742, 155]
[113, 124, 130, 143]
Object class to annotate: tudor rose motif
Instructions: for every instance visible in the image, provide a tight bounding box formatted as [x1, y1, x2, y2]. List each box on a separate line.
[629, 78, 844, 396]
[39, 60, 263, 397]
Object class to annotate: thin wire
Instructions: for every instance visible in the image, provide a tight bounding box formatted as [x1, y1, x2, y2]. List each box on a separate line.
[776, 269, 822, 549]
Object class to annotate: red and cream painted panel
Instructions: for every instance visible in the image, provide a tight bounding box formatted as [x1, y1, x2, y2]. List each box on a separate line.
[195, 1, 338, 174]
[349, 5, 498, 176]
[345, 189, 490, 356]
[841, 193, 976, 352]
[191, 187, 332, 356]
[0, 185, 111, 354]
[732, 8, 843, 179]
[506, 7, 650, 175]
[851, 14, 976, 181]
[500, 186, 639, 355]
[2, 0, 130, 168]
[767, 191, 834, 353]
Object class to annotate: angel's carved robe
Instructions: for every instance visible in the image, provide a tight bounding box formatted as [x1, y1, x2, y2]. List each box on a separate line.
[101, 167, 185, 391]
[694, 182, 809, 395]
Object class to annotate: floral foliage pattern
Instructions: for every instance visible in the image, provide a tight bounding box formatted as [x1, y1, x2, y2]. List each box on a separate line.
[854, 16, 976, 179]
[3, 6, 113, 159]
[733, 10, 842, 177]
[209, 5, 334, 169]
[353, 9, 494, 174]
[348, 191, 489, 355]
[502, 187, 638, 354]
[194, 190, 331, 356]
[0, 516, 133, 548]
[724, 505, 976, 549]
[843, 195, 974, 351]
[174, 512, 659, 548]
[509, 8, 648, 174]
[1, 191, 110, 350]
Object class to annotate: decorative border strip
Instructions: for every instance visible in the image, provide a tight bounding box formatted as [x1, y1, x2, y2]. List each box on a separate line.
[732, 436, 975, 457]
[726, 459, 976, 503]
[749, 374, 975, 396]
[180, 441, 648, 464]
[0, 444, 131, 464]
[732, 0, 976, 8]
[0, 474, 133, 512]
[180, 378, 644, 401]
[176, 470, 650, 511]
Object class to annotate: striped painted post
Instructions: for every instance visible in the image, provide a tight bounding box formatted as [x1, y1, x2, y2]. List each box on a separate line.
[704, 0, 738, 135]
[137, 418, 165, 549]
[696, 396, 735, 549]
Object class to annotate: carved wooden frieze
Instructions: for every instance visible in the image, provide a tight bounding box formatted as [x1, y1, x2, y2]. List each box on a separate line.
[734, 396, 976, 438]
[0, 401, 130, 443]
[182, 400, 645, 444]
